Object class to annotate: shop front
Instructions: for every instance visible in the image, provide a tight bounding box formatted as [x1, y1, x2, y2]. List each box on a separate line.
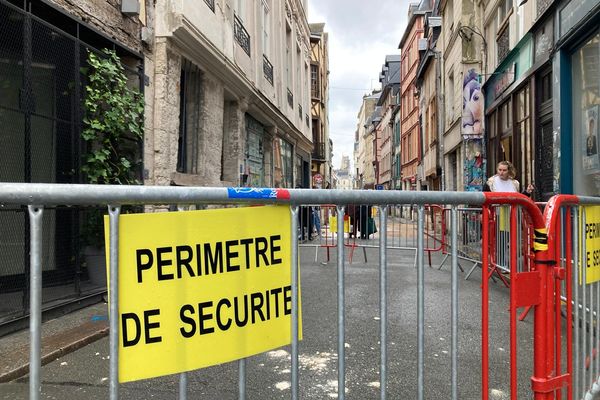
[484, 33, 542, 198]
[554, 0, 600, 195]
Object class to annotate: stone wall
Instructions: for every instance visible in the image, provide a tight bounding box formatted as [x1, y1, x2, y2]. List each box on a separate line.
[46, 0, 144, 53]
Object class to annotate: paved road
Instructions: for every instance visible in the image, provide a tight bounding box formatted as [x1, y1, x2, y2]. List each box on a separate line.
[0, 245, 532, 399]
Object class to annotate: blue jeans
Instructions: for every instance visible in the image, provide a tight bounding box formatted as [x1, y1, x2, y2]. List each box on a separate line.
[312, 207, 321, 235]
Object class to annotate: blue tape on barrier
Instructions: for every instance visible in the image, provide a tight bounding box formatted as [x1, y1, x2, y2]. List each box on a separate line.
[227, 187, 290, 200]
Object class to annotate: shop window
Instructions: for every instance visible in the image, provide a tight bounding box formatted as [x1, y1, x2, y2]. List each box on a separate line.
[273, 137, 293, 188]
[516, 85, 532, 185]
[572, 32, 600, 195]
[487, 111, 498, 177]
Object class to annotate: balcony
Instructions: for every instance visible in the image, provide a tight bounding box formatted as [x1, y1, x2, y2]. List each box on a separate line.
[287, 88, 294, 108]
[263, 55, 273, 85]
[234, 14, 251, 57]
[312, 142, 326, 160]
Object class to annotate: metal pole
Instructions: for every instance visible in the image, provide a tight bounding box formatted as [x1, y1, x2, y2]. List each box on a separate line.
[451, 206, 458, 400]
[337, 205, 346, 400]
[435, 51, 445, 191]
[109, 205, 121, 400]
[574, 206, 580, 400]
[291, 206, 299, 400]
[582, 209, 587, 397]
[176, 205, 189, 400]
[481, 206, 489, 399]
[28, 205, 43, 400]
[178, 373, 187, 400]
[417, 205, 424, 400]
[379, 205, 388, 400]
[238, 359, 245, 400]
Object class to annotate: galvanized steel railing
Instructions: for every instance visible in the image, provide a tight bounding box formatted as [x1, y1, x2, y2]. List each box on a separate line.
[4, 183, 552, 400]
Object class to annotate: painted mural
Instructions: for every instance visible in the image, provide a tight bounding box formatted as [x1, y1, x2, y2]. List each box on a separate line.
[462, 69, 485, 191]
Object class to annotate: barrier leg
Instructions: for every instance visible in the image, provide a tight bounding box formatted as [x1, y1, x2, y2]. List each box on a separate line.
[438, 253, 450, 270]
[108, 205, 121, 400]
[28, 205, 43, 400]
[465, 261, 481, 280]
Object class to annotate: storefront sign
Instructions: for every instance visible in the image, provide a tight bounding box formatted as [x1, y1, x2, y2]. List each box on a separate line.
[493, 63, 516, 100]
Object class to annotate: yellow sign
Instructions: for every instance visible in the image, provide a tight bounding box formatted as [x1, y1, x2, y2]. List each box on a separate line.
[105, 205, 300, 382]
[330, 214, 350, 233]
[581, 206, 600, 284]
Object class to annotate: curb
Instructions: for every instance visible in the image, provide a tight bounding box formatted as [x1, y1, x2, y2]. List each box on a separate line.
[0, 322, 109, 383]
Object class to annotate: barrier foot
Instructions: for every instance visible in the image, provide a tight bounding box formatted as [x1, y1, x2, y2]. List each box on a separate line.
[348, 245, 355, 264]
[464, 262, 480, 280]
[518, 305, 532, 321]
[437, 253, 450, 270]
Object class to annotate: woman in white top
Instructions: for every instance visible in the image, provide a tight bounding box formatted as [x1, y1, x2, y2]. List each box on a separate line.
[484, 161, 534, 196]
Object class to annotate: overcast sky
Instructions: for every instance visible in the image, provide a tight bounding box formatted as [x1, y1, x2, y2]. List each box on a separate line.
[307, 0, 412, 171]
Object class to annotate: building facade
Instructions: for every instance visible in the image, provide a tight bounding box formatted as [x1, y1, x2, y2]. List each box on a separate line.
[309, 22, 331, 189]
[551, 0, 600, 196]
[399, 4, 425, 191]
[354, 92, 380, 188]
[0, 0, 147, 326]
[335, 154, 353, 189]
[415, 4, 443, 191]
[482, 0, 544, 197]
[147, 0, 313, 190]
[376, 55, 401, 190]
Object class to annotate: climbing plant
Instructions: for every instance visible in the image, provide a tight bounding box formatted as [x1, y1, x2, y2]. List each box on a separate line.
[81, 49, 144, 185]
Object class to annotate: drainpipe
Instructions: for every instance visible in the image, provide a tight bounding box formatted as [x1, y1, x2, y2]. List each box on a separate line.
[434, 50, 445, 191]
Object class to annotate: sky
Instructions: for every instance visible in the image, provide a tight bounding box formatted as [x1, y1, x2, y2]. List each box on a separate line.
[307, 0, 412, 171]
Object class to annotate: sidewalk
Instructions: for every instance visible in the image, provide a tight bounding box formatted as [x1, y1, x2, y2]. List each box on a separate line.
[0, 302, 109, 383]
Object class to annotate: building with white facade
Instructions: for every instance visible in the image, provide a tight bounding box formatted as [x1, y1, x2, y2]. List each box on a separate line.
[146, 0, 313, 189]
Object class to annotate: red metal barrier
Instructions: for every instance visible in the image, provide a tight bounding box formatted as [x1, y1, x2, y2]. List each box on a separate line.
[482, 192, 554, 400]
[532, 195, 578, 399]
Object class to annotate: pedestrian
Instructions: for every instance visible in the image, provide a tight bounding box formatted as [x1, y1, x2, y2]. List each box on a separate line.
[483, 161, 534, 195]
[296, 185, 313, 241]
[482, 161, 533, 272]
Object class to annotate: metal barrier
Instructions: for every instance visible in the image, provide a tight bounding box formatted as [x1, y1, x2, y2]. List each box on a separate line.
[537, 195, 600, 400]
[439, 207, 481, 274]
[304, 204, 445, 267]
[0, 183, 575, 399]
[440, 205, 536, 290]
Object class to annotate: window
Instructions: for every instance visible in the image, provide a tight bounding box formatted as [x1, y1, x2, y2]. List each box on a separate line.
[296, 46, 301, 109]
[286, 25, 292, 92]
[516, 85, 532, 185]
[261, 0, 270, 56]
[497, 0, 512, 28]
[177, 59, 203, 174]
[234, 0, 245, 21]
[273, 138, 293, 188]
[447, 70, 454, 122]
[311, 64, 319, 98]
[572, 32, 600, 196]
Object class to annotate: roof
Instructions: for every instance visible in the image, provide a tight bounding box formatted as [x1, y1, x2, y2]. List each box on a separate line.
[398, 3, 427, 49]
[309, 23, 325, 34]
